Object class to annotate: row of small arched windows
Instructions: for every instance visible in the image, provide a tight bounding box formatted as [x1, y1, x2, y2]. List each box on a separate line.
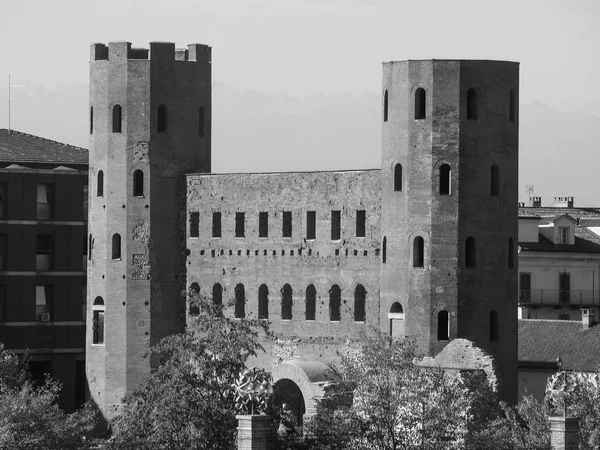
[189, 283, 367, 322]
[96, 170, 144, 198]
[90, 105, 206, 137]
[383, 88, 516, 122]
[393, 163, 500, 196]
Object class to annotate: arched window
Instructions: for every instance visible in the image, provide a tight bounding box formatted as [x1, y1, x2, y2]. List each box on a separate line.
[382, 236, 387, 264]
[97, 171, 104, 197]
[92, 296, 105, 345]
[212, 283, 222, 305]
[394, 164, 402, 192]
[490, 164, 500, 196]
[437, 310, 449, 340]
[90, 107, 94, 134]
[199, 107, 206, 138]
[157, 105, 167, 133]
[281, 284, 292, 320]
[389, 302, 405, 338]
[465, 237, 476, 268]
[305, 284, 316, 321]
[189, 282, 200, 295]
[329, 284, 341, 321]
[467, 88, 478, 120]
[490, 310, 499, 342]
[383, 90, 389, 122]
[112, 105, 122, 133]
[413, 236, 424, 268]
[112, 233, 121, 260]
[354, 284, 366, 322]
[88, 234, 93, 261]
[415, 88, 426, 120]
[189, 283, 200, 315]
[509, 90, 516, 122]
[258, 284, 269, 320]
[508, 237, 515, 269]
[133, 170, 144, 197]
[439, 164, 451, 195]
[235, 284, 245, 319]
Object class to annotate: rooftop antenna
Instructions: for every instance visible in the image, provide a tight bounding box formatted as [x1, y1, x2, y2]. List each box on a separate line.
[8, 75, 11, 134]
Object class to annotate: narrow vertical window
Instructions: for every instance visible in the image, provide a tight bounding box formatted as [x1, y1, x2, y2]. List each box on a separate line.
[235, 284, 245, 319]
[235, 212, 245, 238]
[329, 284, 341, 321]
[112, 233, 121, 260]
[133, 170, 144, 197]
[97, 171, 104, 197]
[354, 284, 366, 322]
[559, 272, 571, 304]
[0, 285, 6, 322]
[509, 90, 516, 122]
[212, 212, 222, 238]
[383, 90, 389, 122]
[36, 285, 54, 321]
[413, 236, 424, 268]
[90, 106, 94, 134]
[88, 234, 93, 261]
[307, 211, 316, 240]
[199, 107, 205, 138]
[394, 164, 402, 192]
[467, 88, 478, 120]
[112, 105, 122, 133]
[36, 234, 54, 270]
[437, 310, 449, 340]
[37, 184, 53, 220]
[305, 285, 316, 321]
[259, 212, 268, 238]
[508, 237, 514, 269]
[282, 211, 292, 238]
[190, 212, 199, 238]
[519, 273, 531, 303]
[382, 236, 387, 264]
[490, 310, 499, 342]
[212, 283, 223, 305]
[92, 297, 105, 345]
[356, 210, 366, 238]
[415, 88, 426, 120]
[465, 237, 476, 268]
[490, 164, 500, 196]
[331, 210, 341, 241]
[439, 164, 451, 195]
[0, 234, 6, 270]
[189, 283, 200, 315]
[83, 184, 88, 221]
[0, 183, 6, 219]
[157, 105, 167, 133]
[258, 284, 269, 320]
[281, 284, 292, 320]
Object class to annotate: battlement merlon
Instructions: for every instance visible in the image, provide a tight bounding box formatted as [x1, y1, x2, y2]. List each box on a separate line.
[90, 42, 211, 63]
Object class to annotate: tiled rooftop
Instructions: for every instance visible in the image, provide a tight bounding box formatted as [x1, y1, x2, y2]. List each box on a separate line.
[519, 206, 600, 218]
[519, 226, 600, 253]
[0, 129, 88, 166]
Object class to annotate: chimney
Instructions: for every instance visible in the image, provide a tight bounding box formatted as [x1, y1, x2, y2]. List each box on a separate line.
[581, 308, 595, 330]
[518, 202, 525, 208]
[530, 197, 542, 207]
[554, 197, 574, 208]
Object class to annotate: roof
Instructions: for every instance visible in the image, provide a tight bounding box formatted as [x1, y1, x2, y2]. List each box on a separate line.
[0, 129, 88, 166]
[518, 227, 600, 254]
[519, 206, 600, 219]
[519, 319, 600, 372]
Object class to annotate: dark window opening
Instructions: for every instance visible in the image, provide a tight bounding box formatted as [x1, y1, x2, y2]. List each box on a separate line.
[490, 310, 499, 342]
[97, 171, 104, 197]
[331, 210, 341, 241]
[235, 284, 245, 318]
[413, 236, 424, 268]
[491, 164, 500, 196]
[259, 212, 268, 238]
[88, 234, 93, 261]
[212, 283, 223, 305]
[307, 211, 316, 240]
[112, 233, 121, 260]
[437, 310, 449, 340]
[439, 164, 451, 195]
[0, 285, 6, 323]
[329, 284, 341, 321]
[93, 296, 105, 345]
[465, 237, 476, 268]
[133, 170, 144, 197]
[90, 107, 94, 134]
[519, 273, 531, 303]
[415, 88, 426, 120]
[509, 90, 516, 122]
[283, 211, 292, 238]
[305, 285, 316, 320]
[35, 285, 54, 321]
[258, 284, 269, 320]
[0, 234, 6, 271]
[356, 210, 366, 238]
[508, 237, 515, 269]
[37, 184, 53, 220]
[354, 284, 366, 322]
[112, 105, 122, 133]
[467, 88, 478, 120]
[235, 212, 245, 238]
[212, 212, 222, 238]
[559, 272, 571, 304]
[190, 212, 199, 238]
[383, 90, 389, 122]
[199, 107, 206, 138]
[0, 183, 6, 219]
[157, 105, 167, 133]
[36, 234, 54, 271]
[382, 236, 387, 264]
[281, 284, 292, 320]
[394, 164, 402, 192]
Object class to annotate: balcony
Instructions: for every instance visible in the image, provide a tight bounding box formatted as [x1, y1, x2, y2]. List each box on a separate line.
[519, 289, 600, 307]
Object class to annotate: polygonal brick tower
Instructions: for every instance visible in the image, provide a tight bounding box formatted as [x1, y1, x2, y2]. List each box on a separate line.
[86, 41, 211, 420]
[379, 60, 519, 403]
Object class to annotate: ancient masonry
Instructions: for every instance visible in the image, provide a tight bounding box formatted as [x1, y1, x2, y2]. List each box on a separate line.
[86, 42, 519, 421]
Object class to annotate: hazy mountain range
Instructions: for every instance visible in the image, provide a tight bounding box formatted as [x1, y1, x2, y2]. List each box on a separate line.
[0, 82, 598, 206]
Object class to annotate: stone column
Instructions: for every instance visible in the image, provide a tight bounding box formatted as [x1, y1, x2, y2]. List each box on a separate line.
[236, 414, 271, 450]
[548, 416, 579, 450]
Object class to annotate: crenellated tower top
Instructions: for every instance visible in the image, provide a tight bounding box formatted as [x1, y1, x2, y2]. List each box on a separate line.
[90, 41, 211, 62]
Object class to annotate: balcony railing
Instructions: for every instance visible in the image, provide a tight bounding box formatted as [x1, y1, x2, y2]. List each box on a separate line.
[519, 289, 600, 307]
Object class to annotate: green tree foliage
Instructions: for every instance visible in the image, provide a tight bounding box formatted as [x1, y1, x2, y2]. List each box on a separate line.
[0, 344, 98, 450]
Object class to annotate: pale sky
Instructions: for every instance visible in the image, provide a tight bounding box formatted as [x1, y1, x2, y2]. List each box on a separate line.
[2, 0, 600, 103]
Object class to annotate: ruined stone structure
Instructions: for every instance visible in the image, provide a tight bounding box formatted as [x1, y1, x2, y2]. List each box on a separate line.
[86, 42, 519, 421]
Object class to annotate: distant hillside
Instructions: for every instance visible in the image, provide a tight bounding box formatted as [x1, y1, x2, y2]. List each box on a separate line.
[0, 82, 597, 205]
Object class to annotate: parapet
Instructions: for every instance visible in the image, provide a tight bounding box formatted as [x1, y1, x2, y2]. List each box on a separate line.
[90, 42, 211, 63]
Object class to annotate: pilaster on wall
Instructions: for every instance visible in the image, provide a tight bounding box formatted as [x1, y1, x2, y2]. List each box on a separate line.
[548, 417, 579, 450]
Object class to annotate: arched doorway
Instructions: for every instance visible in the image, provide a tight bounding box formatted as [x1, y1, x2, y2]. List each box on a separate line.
[389, 302, 405, 338]
[273, 378, 306, 427]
